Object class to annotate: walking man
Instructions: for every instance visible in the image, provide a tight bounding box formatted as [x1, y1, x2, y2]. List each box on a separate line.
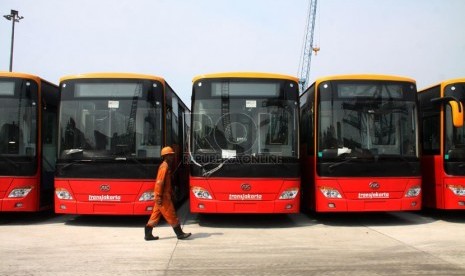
[144, 146, 191, 241]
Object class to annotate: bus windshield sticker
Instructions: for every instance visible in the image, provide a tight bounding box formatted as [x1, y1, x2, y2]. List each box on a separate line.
[246, 100, 256, 108]
[108, 100, 119, 109]
[222, 149, 236, 159]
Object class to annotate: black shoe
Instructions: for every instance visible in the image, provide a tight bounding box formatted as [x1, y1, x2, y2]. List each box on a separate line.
[173, 225, 191, 240]
[144, 225, 159, 241]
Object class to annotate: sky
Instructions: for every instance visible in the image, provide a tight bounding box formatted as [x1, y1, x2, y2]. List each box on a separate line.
[0, 0, 464, 105]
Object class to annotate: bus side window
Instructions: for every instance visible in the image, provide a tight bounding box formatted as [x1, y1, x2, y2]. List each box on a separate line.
[165, 86, 173, 146]
[422, 114, 440, 155]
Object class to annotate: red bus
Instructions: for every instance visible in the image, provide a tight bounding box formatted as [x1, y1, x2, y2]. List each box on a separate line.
[0, 72, 58, 212]
[419, 78, 465, 209]
[300, 74, 421, 212]
[54, 73, 189, 215]
[189, 72, 300, 213]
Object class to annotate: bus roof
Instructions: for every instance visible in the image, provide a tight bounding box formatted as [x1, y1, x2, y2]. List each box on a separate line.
[315, 74, 416, 84]
[0, 71, 43, 83]
[418, 77, 465, 92]
[192, 72, 299, 83]
[60, 72, 166, 84]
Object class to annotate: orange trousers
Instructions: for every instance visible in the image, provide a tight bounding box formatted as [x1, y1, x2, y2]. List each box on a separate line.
[146, 196, 179, 227]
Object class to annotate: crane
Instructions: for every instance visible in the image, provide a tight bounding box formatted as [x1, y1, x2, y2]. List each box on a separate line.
[298, 0, 319, 93]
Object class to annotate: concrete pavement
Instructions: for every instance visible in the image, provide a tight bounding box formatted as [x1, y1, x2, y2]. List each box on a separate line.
[1, 203, 464, 275]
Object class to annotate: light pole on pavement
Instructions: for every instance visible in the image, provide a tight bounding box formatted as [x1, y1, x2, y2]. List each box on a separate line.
[3, 9, 24, 72]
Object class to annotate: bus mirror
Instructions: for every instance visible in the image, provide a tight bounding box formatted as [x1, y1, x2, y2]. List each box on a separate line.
[449, 100, 464, 128]
[431, 97, 464, 128]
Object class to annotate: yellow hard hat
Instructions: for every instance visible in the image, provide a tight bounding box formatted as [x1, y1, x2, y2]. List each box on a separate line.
[161, 146, 175, 156]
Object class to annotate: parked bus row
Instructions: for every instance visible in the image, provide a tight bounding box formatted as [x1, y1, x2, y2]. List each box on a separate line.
[0, 71, 464, 215]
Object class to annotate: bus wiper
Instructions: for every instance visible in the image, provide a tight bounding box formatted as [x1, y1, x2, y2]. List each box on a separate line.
[327, 148, 375, 172]
[113, 143, 166, 177]
[57, 159, 93, 174]
[189, 152, 224, 177]
[199, 153, 237, 177]
[115, 152, 152, 178]
[64, 148, 84, 155]
[202, 158, 228, 177]
[328, 156, 360, 172]
[0, 155, 19, 169]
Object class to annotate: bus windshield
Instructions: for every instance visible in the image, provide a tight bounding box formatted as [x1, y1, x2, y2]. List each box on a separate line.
[0, 79, 38, 175]
[58, 80, 163, 160]
[317, 81, 418, 176]
[444, 83, 465, 175]
[192, 80, 298, 159]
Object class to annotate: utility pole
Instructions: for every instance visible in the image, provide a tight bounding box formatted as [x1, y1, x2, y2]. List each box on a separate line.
[3, 10, 24, 72]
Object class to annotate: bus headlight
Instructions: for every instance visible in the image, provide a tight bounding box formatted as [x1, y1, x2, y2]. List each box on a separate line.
[279, 188, 299, 199]
[447, 185, 465, 196]
[139, 191, 154, 201]
[8, 186, 33, 198]
[191, 186, 212, 199]
[405, 186, 421, 197]
[55, 188, 73, 200]
[319, 186, 342, 198]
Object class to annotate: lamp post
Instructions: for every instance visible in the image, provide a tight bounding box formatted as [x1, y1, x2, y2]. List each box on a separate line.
[3, 10, 24, 72]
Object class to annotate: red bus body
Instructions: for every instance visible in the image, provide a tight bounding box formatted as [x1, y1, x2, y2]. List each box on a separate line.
[0, 72, 58, 212]
[421, 156, 465, 209]
[55, 178, 157, 214]
[54, 73, 189, 215]
[300, 75, 421, 212]
[190, 177, 300, 213]
[419, 79, 465, 209]
[189, 72, 301, 213]
[301, 154, 421, 212]
[1, 176, 41, 211]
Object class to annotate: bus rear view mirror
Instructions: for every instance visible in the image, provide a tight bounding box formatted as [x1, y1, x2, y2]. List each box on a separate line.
[431, 97, 464, 128]
[449, 100, 464, 128]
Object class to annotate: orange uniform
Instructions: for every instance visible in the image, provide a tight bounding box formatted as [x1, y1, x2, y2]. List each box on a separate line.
[146, 161, 179, 227]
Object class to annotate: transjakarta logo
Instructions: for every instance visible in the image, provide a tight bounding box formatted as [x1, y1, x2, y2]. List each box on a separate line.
[358, 192, 389, 199]
[229, 194, 263, 201]
[88, 195, 122, 202]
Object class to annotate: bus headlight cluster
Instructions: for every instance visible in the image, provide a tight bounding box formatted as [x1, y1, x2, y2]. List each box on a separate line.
[447, 185, 465, 196]
[8, 186, 33, 198]
[319, 186, 342, 198]
[139, 191, 154, 201]
[192, 186, 212, 199]
[279, 188, 299, 199]
[55, 188, 73, 200]
[405, 186, 421, 197]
